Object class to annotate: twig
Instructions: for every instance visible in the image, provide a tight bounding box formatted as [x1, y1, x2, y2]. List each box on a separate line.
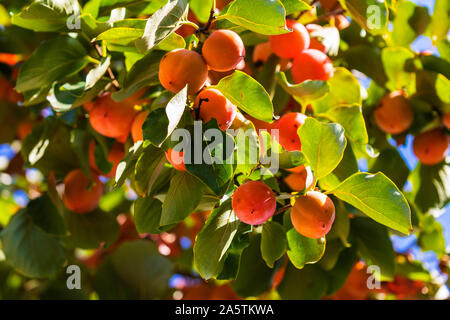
[94, 44, 120, 89]
[196, 1, 216, 35]
[310, 8, 345, 24]
[275, 204, 292, 215]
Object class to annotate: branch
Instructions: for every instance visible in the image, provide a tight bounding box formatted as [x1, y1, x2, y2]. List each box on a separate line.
[94, 44, 120, 89]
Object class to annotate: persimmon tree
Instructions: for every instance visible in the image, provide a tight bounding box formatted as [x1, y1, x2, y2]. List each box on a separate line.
[0, 0, 449, 300]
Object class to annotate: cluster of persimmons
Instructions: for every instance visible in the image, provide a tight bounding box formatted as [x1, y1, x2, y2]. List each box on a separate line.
[0, 0, 448, 300]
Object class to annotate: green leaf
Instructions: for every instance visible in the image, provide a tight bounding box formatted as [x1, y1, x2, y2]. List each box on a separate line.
[351, 218, 395, 280]
[214, 71, 274, 122]
[47, 81, 85, 112]
[219, 0, 289, 35]
[318, 238, 345, 271]
[97, 28, 144, 45]
[133, 197, 174, 234]
[429, 0, 449, 42]
[112, 50, 165, 101]
[298, 117, 347, 180]
[64, 210, 120, 249]
[261, 221, 287, 268]
[341, 0, 388, 34]
[343, 45, 388, 87]
[217, 223, 251, 280]
[190, 0, 213, 23]
[114, 141, 144, 187]
[193, 200, 240, 280]
[24, 195, 66, 236]
[319, 144, 359, 191]
[234, 123, 260, 176]
[369, 148, 410, 189]
[16, 36, 89, 93]
[327, 199, 350, 246]
[134, 143, 167, 197]
[185, 120, 235, 196]
[418, 214, 446, 258]
[230, 234, 275, 297]
[106, 240, 173, 299]
[410, 162, 450, 213]
[278, 263, 328, 299]
[85, 56, 111, 90]
[284, 211, 326, 268]
[328, 172, 412, 235]
[278, 151, 307, 170]
[320, 105, 368, 153]
[142, 87, 187, 147]
[135, 0, 188, 53]
[381, 47, 416, 93]
[160, 171, 204, 225]
[11, 0, 79, 32]
[277, 72, 329, 106]
[325, 246, 358, 295]
[21, 118, 78, 177]
[312, 67, 362, 114]
[0, 210, 66, 278]
[280, 0, 311, 15]
[392, 1, 430, 47]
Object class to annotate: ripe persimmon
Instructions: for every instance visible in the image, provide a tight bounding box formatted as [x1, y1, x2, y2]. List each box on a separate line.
[272, 112, 307, 151]
[413, 129, 448, 165]
[269, 20, 310, 59]
[252, 42, 291, 70]
[332, 262, 370, 300]
[202, 29, 245, 72]
[374, 91, 414, 134]
[166, 148, 187, 172]
[88, 93, 139, 142]
[443, 112, 450, 130]
[291, 191, 335, 238]
[131, 110, 149, 142]
[17, 119, 36, 140]
[89, 141, 124, 179]
[284, 165, 314, 192]
[194, 88, 237, 131]
[291, 49, 334, 84]
[232, 181, 276, 225]
[159, 49, 208, 95]
[62, 169, 103, 214]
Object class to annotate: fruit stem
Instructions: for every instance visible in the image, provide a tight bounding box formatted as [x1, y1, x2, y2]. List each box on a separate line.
[274, 204, 292, 215]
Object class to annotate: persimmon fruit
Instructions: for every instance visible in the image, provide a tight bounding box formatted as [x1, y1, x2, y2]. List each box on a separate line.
[374, 91, 414, 134]
[291, 191, 335, 238]
[131, 110, 149, 142]
[413, 129, 448, 165]
[159, 49, 208, 95]
[202, 29, 245, 72]
[252, 42, 291, 70]
[232, 181, 276, 225]
[269, 20, 310, 59]
[88, 93, 139, 141]
[273, 112, 307, 151]
[166, 148, 187, 172]
[194, 88, 237, 131]
[291, 49, 334, 84]
[62, 169, 103, 214]
[443, 112, 450, 130]
[284, 165, 314, 192]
